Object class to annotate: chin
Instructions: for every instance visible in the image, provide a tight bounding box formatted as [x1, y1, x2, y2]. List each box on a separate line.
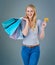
[28, 17, 32, 19]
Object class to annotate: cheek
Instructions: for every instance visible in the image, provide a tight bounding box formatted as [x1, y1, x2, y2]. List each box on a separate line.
[32, 13, 34, 16]
[31, 12, 34, 15]
[26, 12, 29, 16]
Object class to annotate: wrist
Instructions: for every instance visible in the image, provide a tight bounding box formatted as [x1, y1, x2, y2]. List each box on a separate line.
[41, 28, 45, 31]
[26, 20, 29, 23]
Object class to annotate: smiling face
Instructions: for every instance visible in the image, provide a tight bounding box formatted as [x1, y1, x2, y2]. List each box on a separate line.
[25, 4, 37, 30]
[26, 7, 35, 19]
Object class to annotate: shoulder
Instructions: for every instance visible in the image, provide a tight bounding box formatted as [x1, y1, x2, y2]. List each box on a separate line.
[21, 19, 26, 25]
[20, 19, 26, 27]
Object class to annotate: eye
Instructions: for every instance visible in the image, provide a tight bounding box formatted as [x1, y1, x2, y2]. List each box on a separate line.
[27, 10, 29, 12]
[31, 10, 33, 12]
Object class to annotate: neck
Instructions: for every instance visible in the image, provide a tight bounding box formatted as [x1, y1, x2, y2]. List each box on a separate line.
[29, 18, 32, 22]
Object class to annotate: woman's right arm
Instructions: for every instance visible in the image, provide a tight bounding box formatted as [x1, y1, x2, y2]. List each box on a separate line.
[22, 18, 29, 36]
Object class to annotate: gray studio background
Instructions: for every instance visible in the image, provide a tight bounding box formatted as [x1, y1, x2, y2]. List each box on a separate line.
[0, 0, 55, 65]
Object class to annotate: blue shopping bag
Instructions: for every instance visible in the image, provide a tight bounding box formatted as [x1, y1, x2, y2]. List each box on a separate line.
[2, 18, 22, 35]
[2, 17, 25, 40]
[5, 19, 22, 35]
[9, 24, 24, 40]
[2, 18, 18, 28]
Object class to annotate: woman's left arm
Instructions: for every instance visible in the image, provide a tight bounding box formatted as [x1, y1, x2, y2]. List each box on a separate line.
[39, 21, 47, 39]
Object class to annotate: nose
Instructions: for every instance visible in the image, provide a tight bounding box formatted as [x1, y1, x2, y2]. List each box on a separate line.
[29, 11, 32, 15]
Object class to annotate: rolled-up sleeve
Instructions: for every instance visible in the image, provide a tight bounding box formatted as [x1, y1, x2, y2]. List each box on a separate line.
[37, 19, 42, 35]
[21, 20, 26, 38]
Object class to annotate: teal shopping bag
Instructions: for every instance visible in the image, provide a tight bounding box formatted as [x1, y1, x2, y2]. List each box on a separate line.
[2, 18, 22, 36]
[9, 24, 24, 40]
[2, 18, 18, 28]
[5, 19, 22, 35]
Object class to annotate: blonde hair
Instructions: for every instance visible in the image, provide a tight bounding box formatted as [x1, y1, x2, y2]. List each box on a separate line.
[25, 4, 37, 30]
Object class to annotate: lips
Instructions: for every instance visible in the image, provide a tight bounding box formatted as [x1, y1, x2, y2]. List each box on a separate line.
[29, 14, 32, 16]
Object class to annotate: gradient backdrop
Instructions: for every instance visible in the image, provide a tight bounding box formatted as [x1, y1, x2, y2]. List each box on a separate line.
[0, 0, 55, 65]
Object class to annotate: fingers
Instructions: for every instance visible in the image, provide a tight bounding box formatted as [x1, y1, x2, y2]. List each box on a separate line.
[42, 22, 47, 28]
[42, 22, 46, 26]
[22, 17, 28, 22]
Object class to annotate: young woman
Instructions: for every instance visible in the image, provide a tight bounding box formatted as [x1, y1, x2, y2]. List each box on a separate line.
[21, 4, 46, 65]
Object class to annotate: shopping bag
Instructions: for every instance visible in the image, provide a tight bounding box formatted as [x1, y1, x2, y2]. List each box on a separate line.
[2, 17, 25, 40]
[9, 24, 24, 40]
[2, 18, 18, 29]
[2, 18, 22, 36]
